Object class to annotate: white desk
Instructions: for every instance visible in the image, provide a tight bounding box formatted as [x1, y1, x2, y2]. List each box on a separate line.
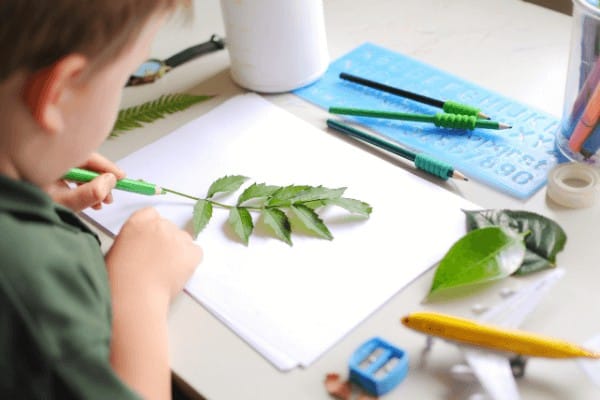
[97, 1, 600, 398]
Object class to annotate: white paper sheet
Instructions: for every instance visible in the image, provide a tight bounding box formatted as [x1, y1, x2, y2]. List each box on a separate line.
[89, 94, 477, 370]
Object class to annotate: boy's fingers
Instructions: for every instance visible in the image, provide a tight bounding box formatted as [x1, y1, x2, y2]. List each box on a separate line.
[82, 153, 126, 179]
[61, 173, 117, 212]
[103, 192, 114, 204]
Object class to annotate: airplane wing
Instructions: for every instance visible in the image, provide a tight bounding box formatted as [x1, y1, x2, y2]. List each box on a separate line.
[456, 269, 565, 400]
[463, 348, 520, 400]
[479, 268, 565, 328]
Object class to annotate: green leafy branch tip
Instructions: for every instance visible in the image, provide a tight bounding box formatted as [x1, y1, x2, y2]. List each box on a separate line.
[183, 175, 372, 246]
[110, 93, 213, 137]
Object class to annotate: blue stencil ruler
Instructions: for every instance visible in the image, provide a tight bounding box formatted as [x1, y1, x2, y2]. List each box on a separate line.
[294, 43, 560, 199]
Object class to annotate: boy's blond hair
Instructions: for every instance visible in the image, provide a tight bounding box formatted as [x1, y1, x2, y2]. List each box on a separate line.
[0, 0, 189, 81]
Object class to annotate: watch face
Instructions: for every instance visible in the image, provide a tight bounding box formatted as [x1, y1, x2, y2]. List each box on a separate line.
[127, 59, 172, 86]
[131, 59, 164, 78]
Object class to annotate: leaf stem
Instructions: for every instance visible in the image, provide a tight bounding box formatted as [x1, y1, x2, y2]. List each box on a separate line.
[162, 187, 201, 201]
[163, 187, 265, 210]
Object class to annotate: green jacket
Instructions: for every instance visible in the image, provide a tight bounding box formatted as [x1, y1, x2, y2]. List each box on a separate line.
[0, 175, 139, 399]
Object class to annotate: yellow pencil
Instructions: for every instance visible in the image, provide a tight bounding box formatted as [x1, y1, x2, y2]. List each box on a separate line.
[401, 311, 600, 359]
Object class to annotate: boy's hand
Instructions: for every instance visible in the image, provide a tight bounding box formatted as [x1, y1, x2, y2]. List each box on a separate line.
[46, 153, 126, 212]
[106, 207, 202, 302]
[107, 210, 202, 400]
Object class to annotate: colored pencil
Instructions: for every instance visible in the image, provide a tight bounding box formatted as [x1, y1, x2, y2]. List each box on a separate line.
[339, 72, 490, 120]
[326, 119, 467, 181]
[568, 82, 600, 153]
[63, 168, 164, 195]
[329, 107, 511, 130]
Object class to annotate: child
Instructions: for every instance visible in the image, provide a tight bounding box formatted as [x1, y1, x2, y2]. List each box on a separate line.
[0, 1, 203, 399]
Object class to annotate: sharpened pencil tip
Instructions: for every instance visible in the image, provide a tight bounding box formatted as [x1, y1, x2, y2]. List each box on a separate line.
[499, 123, 512, 130]
[452, 170, 469, 181]
[477, 112, 491, 120]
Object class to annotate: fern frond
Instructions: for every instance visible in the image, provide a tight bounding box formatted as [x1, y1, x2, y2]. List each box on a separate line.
[110, 93, 213, 137]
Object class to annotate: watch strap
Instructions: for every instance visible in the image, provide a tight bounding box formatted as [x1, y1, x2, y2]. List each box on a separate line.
[164, 34, 226, 68]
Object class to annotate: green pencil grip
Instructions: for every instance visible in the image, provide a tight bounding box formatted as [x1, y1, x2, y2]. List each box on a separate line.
[432, 113, 477, 130]
[63, 168, 163, 196]
[442, 101, 481, 118]
[413, 153, 453, 180]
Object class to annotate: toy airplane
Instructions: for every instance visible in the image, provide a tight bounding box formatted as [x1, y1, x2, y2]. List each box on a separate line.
[401, 269, 600, 400]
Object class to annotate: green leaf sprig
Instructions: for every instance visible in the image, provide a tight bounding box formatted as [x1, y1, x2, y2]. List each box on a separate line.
[427, 209, 567, 300]
[110, 93, 213, 137]
[164, 175, 372, 246]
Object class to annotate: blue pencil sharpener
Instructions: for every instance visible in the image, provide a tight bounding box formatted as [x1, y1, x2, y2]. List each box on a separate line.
[348, 337, 409, 396]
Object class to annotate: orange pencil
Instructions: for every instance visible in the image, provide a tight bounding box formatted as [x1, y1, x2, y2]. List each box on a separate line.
[568, 81, 600, 153]
[570, 58, 600, 119]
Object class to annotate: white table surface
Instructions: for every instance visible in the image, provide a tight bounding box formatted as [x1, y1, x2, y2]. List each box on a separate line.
[95, 1, 600, 399]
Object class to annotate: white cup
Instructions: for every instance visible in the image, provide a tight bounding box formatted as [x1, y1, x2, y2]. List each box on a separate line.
[220, 0, 329, 93]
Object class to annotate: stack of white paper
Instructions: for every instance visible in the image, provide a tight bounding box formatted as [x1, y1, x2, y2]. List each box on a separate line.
[89, 94, 477, 370]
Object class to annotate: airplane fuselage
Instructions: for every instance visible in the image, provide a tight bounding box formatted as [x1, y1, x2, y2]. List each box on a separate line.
[402, 312, 600, 359]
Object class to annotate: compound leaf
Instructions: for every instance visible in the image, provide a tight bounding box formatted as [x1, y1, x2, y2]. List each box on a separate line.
[111, 94, 213, 137]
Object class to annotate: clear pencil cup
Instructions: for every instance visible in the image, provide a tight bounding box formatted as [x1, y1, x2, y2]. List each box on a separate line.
[556, 0, 600, 165]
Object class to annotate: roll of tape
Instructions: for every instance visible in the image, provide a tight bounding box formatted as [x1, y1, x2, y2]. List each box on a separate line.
[547, 163, 600, 208]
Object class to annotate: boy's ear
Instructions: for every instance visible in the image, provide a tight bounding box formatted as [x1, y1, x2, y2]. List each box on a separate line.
[23, 54, 88, 134]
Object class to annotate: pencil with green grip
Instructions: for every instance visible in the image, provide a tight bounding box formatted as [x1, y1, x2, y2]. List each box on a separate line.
[326, 119, 467, 181]
[329, 107, 511, 130]
[63, 168, 165, 195]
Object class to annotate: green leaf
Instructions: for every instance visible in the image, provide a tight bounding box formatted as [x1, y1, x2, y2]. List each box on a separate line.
[303, 200, 328, 210]
[207, 175, 248, 198]
[328, 197, 373, 217]
[192, 199, 213, 238]
[514, 251, 552, 276]
[290, 186, 346, 203]
[110, 94, 213, 137]
[262, 208, 292, 245]
[463, 209, 567, 275]
[428, 226, 526, 299]
[237, 183, 281, 206]
[302, 197, 372, 216]
[290, 204, 333, 240]
[227, 207, 254, 245]
[268, 185, 311, 207]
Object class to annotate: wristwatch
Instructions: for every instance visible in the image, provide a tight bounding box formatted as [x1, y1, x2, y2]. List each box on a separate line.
[127, 34, 226, 86]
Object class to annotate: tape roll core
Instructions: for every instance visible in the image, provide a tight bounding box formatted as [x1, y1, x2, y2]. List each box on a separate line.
[547, 163, 600, 208]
